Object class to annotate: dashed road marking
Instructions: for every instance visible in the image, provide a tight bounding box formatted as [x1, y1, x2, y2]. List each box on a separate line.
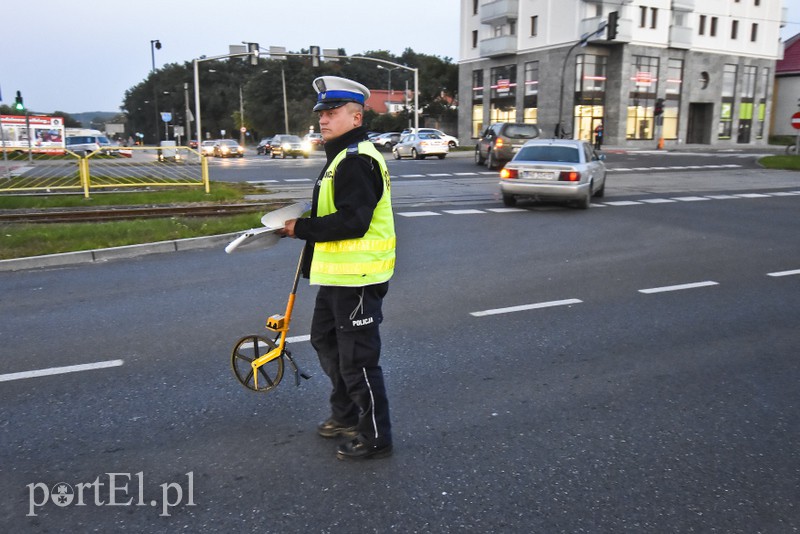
[471, 298, 583, 317]
[767, 269, 800, 278]
[0, 359, 124, 383]
[638, 281, 719, 294]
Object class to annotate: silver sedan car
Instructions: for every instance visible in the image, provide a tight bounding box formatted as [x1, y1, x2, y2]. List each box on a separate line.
[392, 132, 449, 160]
[498, 139, 606, 209]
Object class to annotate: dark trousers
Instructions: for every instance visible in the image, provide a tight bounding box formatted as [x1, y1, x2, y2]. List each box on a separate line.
[310, 283, 391, 446]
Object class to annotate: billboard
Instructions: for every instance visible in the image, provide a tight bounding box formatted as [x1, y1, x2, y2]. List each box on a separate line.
[0, 114, 66, 154]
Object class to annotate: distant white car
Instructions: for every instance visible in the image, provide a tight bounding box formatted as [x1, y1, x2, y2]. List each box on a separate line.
[392, 132, 449, 160]
[402, 128, 459, 148]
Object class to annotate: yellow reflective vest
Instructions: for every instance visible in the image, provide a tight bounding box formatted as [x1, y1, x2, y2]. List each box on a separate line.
[310, 141, 395, 286]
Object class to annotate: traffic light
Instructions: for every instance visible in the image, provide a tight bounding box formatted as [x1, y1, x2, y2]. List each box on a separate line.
[654, 98, 664, 116]
[607, 11, 619, 40]
[247, 42, 259, 66]
[14, 90, 24, 112]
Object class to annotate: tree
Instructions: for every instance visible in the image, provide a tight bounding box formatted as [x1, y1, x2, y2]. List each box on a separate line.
[121, 48, 459, 145]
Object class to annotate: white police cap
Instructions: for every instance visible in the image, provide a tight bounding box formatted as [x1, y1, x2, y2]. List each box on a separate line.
[312, 76, 370, 111]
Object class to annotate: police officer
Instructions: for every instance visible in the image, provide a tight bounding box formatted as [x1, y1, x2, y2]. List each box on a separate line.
[279, 76, 395, 461]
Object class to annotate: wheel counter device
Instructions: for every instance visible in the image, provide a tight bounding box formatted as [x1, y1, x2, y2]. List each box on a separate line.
[225, 202, 312, 393]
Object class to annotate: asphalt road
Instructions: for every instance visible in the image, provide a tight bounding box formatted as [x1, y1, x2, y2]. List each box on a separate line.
[1, 154, 799, 532]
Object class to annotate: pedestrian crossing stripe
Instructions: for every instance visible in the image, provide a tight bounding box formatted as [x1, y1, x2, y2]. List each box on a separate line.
[395, 190, 800, 217]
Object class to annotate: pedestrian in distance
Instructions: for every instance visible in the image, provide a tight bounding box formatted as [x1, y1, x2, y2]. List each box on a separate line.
[594, 122, 604, 150]
[278, 76, 395, 461]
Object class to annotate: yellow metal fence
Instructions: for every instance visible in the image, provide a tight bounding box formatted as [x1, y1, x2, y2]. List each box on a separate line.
[0, 146, 209, 197]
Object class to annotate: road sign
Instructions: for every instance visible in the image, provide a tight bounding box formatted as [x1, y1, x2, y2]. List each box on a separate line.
[791, 112, 800, 130]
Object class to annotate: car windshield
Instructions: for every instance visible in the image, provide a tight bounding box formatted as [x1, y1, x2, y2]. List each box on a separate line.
[418, 133, 440, 140]
[220, 140, 238, 146]
[281, 136, 301, 142]
[504, 124, 540, 139]
[67, 137, 93, 144]
[516, 146, 580, 163]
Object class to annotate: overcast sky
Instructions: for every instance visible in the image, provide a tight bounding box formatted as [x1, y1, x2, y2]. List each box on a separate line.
[0, 0, 461, 114]
[1, 0, 798, 115]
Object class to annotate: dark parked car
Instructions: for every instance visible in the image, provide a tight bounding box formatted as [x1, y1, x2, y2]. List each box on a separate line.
[475, 122, 541, 170]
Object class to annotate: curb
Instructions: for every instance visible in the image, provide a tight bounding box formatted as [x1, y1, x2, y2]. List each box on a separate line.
[0, 232, 240, 273]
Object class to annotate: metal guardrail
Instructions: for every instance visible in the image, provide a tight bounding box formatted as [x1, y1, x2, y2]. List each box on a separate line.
[0, 146, 210, 197]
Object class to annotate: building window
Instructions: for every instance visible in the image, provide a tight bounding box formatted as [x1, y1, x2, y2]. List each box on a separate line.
[531, 15, 538, 37]
[473, 0, 478, 15]
[509, 20, 516, 35]
[472, 69, 484, 138]
[663, 59, 683, 140]
[699, 15, 706, 35]
[627, 55, 660, 140]
[640, 6, 647, 28]
[574, 55, 607, 142]
[650, 8, 658, 29]
[738, 65, 757, 143]
[523, 61, 539, 124]
[751, 23, 758, 42]
[489, 65, 517, 124]
[756, 67, 769, 138]
[719, 64, 737, 139]
[731, 20, 739, 40]
[755, 0, 760, 5]
[472, 30, 478, 48]
[711, 17, 718, 37]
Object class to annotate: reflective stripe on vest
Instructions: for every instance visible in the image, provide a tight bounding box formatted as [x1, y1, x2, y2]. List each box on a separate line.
[311, 141, 395, 286]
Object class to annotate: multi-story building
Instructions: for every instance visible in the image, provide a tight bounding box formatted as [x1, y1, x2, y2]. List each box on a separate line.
[459, 0, 788, 148]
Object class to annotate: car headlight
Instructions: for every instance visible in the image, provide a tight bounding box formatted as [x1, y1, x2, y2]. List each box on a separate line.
[282, 143, 291, 150]
[301, 141, 311, 152]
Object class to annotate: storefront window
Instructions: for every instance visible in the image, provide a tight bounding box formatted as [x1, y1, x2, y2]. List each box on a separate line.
[523, 61, 539, 124]
[472, 69, 484, 138]
[626, 55, 659, 140]
[719, 64, 737, 139]
[490, 65, 517, 123]
[574, 55, 607, 141]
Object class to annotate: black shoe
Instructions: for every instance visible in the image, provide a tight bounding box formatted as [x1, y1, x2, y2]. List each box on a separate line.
[336, 437, 393, 460]
[317, 418, 358, 439]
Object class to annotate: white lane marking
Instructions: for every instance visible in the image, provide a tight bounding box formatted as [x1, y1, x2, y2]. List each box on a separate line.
[454, 172, 480, 176]
[442, 209, 486, 215]
[0, 359, 124, 383]
[706, 195, 740, 200]
[398, 174, 425, 178]
[604, 201, 642, 206]
[288, 334, 311, 343]
[397, 211, 441, 217]
[471, 298, 582, 317]
[639, 281, 719, 294]
[672, 196, 710, 202]
[429, 173, 452, 177]
[285, 178, 312, 182]
[640, 198, 676, 204]
[735, 193, 770, 198]
[767, 269, 800, 278]
[487, 208, 527, 213]
[769, 192, 800, 196]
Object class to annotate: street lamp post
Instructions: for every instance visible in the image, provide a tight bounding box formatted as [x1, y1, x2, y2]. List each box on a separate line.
[377, 64, 400, 112]
[150, 39, 162, 145]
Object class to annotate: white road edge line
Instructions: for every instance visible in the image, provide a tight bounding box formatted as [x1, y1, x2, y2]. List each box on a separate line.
[0, 359, 124, 383]
[471, 298, 582, 317]
[767, 269, 800, 277]
[639, 281, 719, 294]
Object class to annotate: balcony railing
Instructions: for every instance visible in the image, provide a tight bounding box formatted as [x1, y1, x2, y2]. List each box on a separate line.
[669, 25, 693, 49]
[480, 35, 518, 57]
[480, 0, 519, 25]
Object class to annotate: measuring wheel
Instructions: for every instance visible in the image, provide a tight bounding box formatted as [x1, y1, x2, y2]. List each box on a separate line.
[231, 335, 284, 392]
